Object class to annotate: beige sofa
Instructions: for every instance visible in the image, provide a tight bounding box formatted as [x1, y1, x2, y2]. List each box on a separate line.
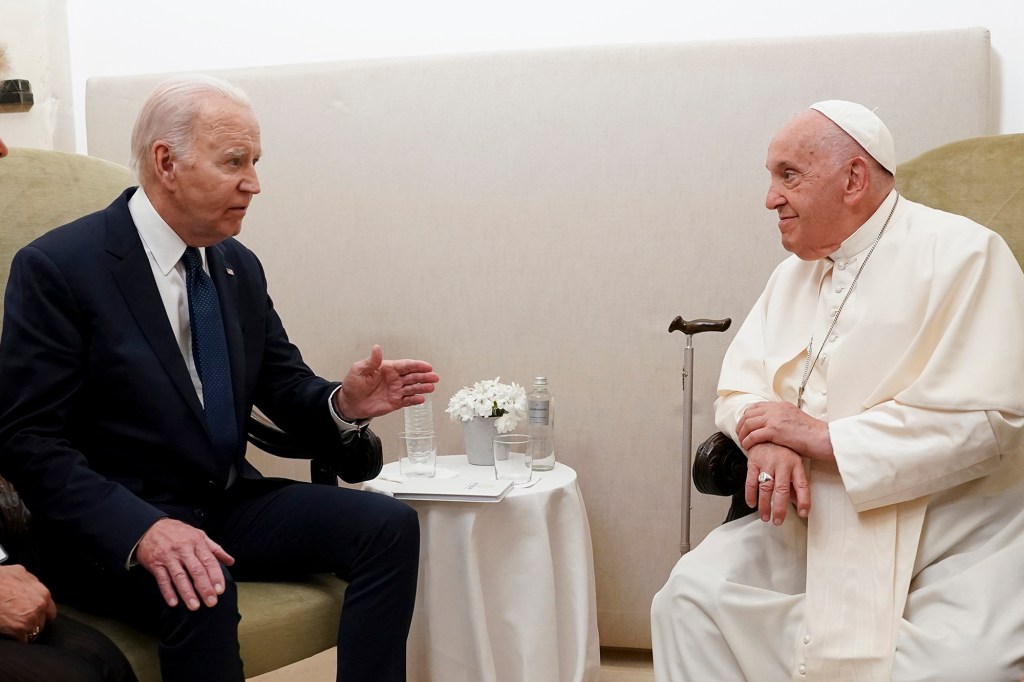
[82, 27, 992, 649]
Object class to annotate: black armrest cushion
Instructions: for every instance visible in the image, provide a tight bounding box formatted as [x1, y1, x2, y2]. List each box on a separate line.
[693, 431, 747, 496]
[693, 431, 757, 522]
[246, 411, 382, 485]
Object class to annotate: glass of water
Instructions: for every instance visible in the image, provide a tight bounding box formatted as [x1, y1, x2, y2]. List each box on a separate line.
[399, 431, 436, 478]
[492, 433, 533, 486]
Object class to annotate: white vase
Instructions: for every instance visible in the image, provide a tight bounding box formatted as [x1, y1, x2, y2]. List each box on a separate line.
[463, 417, 499, 465]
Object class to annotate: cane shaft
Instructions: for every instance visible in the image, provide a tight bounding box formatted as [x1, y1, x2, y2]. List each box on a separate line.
[669, 315, 731, 556]
[680, 339, 694, 555]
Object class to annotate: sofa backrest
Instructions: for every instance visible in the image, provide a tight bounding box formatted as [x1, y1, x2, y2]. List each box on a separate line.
[897, 133, 1024, 267]
[0, 148, 133, 321]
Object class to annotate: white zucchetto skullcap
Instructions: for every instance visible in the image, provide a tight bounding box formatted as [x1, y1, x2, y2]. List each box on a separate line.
[809, 100, 897, 174]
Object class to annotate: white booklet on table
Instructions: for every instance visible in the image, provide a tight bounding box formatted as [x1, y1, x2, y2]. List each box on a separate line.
[391, 477, 513, 503]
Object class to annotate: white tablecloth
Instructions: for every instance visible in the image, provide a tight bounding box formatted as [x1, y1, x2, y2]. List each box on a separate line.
[364, 455, 600, 682]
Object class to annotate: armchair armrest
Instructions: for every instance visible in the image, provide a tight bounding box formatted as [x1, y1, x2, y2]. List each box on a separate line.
[246, 409, 339, 486]
[693, 431, 756, 522]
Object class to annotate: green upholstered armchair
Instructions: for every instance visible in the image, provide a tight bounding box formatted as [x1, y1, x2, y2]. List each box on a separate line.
[692, 133, 1024, 523]
[0, 148, 347, 681]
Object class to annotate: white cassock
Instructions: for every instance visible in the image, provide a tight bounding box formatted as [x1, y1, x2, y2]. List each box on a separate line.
[652, 190, 1024, 681]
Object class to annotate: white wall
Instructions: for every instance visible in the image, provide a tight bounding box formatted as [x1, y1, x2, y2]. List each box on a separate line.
[0, 0, 73, 149]
[64, 0, 1024, 146]
[1, 1, 1022, 150]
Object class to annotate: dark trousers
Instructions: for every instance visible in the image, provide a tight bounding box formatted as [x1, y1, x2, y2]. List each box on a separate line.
[43, 479, 420, 682]
[0, 613, 138, 682]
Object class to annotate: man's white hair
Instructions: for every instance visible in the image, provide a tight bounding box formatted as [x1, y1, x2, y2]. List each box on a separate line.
[130, 74, 253, 179]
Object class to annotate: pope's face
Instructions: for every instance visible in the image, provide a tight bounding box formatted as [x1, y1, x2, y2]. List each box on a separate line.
[167, 95, 262, 247]
[764, 112, 852, 260]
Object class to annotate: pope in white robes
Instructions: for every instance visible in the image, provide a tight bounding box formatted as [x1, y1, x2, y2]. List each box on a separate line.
[651, 101, 1024, 681]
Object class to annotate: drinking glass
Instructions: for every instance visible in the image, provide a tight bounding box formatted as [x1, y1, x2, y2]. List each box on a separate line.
[492, 433, 532, 486]
[399, 431, 436, 478]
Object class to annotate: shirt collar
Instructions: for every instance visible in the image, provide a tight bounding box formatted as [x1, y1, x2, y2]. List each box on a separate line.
[829, 188, 900, 262]
[128, 187, 204, 273]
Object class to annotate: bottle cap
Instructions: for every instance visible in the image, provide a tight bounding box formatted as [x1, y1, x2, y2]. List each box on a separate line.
[533, 376, 547, 385]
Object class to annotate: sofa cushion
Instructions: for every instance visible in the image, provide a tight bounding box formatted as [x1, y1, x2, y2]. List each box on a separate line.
[60, 576, 347, 681]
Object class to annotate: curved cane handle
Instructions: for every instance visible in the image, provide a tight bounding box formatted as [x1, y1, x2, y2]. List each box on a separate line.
[668, 316, 732, 335]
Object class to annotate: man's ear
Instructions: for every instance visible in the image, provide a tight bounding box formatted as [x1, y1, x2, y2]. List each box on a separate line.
[152, 141, 177, 190]
[842, 156, 871, 205]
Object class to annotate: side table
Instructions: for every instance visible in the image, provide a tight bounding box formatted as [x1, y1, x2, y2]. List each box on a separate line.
[364, 455, 600, 682]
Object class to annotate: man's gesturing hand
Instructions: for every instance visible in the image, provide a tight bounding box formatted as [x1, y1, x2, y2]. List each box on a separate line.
[334, 345, 440, 421]
[137, 518, 234, 610]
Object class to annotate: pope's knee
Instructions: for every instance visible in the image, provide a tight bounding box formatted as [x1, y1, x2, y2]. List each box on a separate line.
[651, 583, 673, 627]
[653, 555, 720, 625]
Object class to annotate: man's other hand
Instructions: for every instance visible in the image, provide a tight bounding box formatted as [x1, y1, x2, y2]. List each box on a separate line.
[137, 518, 235, 610]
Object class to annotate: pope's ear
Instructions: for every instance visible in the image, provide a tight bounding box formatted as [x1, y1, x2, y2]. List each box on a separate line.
[843, 156, 871, 204]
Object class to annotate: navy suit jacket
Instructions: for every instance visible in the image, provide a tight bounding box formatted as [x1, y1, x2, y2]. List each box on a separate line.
[0, 188, 381, 571]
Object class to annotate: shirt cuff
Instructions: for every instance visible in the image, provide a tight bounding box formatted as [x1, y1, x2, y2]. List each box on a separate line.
[328, 385, 371, 434]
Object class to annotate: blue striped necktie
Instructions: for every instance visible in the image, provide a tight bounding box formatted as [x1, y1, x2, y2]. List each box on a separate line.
[182, 246, 237, 464]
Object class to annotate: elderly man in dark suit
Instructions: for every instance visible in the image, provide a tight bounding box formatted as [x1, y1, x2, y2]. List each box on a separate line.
[0, 75, 438, 682]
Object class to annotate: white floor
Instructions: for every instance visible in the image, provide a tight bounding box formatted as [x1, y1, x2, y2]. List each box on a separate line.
[248, 647, 655, 681]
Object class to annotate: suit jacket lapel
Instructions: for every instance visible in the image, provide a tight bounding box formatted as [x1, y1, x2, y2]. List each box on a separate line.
[103, 194, 207, 428]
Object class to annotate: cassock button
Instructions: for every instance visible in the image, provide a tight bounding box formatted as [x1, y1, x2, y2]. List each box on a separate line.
[803, 635, 811, 644]
[194, 508, 207, 520]
[837, 262, 847, 270]
[798, 663, 807, 675]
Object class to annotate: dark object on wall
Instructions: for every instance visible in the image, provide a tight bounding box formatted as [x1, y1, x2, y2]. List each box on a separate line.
[0, 79, 34, 112]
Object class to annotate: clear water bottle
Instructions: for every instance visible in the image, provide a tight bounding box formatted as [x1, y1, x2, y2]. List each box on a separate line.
[528, 377, 555, 471]
[403, 395, 435, 434]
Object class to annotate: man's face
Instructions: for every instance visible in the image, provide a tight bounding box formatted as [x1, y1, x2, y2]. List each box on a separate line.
[764, 112, 852, 260]
[167, 95, 262, 247]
